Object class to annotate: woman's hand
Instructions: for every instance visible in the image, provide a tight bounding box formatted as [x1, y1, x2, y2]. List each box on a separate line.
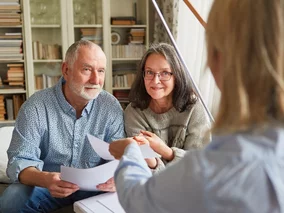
[109, 138, 135, 159]
[136, 130, 174, 161]
[135, 130, 164, 152]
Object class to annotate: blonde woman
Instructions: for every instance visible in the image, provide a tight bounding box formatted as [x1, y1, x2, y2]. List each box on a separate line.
[112, 0, 284, 212]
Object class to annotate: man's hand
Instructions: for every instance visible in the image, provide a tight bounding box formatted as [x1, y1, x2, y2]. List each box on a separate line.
[109, 138, 135, 159]
[96, 177, 116, 192]
[19, 167, 79, 198]
[44, 172, 79, 198]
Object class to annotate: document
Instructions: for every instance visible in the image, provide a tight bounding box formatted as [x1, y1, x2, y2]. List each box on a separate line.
[87, 134, 115, 160]
[73, 192, 125, 213]
[61, 134, 159, 191]
[61, 160, 119, 191]
[87, 134, 160, 159]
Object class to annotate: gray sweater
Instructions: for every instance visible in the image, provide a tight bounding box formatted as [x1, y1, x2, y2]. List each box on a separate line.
[124, 100, 211, 171]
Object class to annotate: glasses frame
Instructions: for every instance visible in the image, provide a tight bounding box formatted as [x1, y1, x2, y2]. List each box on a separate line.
[143, 70, 173, 81]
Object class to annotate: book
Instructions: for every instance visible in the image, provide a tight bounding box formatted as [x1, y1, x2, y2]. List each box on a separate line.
[5, 98, 13, 120]
[12, 94, 25, 117]
[0, 47, 22, 53]
[0, 35, 22, 39]
[0, 5, 20, 10]
[7, 63, 23, 67]
[0, 18, 20, 22]
[0, 39, 22, 47]
[111, 16, 136, 25]
[112, 20, 136, 25]
[80, 28, 102, 36]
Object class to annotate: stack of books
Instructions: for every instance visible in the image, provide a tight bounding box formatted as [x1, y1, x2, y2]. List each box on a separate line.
[0, 32, 22, 61]
[129, 28, 145, 44]
[80, 28, 103, 46]
[111, 16, 136, 25]
[5, 63, 24, 86]
[0, 95, 5, 121]
[0, 0, 21, 26]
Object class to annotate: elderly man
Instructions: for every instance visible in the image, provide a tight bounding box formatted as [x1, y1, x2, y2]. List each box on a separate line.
[0, 40, 125, 213]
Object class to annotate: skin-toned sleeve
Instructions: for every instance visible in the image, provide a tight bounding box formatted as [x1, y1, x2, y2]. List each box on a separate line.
[114, 143, 206, 213]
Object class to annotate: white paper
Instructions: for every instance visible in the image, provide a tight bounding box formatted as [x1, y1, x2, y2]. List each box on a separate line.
[139, 144, 160, 158]
[74, 192, 125, 213]
[87, 134, 160, 159]
[87, 134, 115, 160]
[60, 160, 119, 191]
[61, 135, 160, 191]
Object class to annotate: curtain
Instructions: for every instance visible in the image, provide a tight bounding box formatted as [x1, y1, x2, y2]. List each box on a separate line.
[153, 0, 179, 43]
[176, 0, 220, 117]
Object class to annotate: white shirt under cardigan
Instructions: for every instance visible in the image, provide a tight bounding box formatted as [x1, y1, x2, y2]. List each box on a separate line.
[115, 127, 284, 213]
[124, 100, 211, 171]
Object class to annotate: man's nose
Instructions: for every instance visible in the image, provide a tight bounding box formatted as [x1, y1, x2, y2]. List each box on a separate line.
[89, 71, 100, 84]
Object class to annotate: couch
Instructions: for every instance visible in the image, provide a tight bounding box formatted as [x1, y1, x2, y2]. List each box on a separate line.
[0, 126, 73, 213]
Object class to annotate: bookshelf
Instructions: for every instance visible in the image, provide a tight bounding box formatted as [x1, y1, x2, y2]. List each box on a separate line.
[109, 0, 149, 107]
[0, 0, 26, 124]
[0, 0, 150, 125]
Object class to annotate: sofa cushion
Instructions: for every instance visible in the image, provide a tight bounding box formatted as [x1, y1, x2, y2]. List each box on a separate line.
[0, 126, 13, 183]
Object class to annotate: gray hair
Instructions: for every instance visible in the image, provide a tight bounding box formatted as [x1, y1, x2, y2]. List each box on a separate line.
[64, 40, 102, 67]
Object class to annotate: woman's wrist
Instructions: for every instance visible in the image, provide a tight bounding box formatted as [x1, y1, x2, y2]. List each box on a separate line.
[160, 146, 174, 161]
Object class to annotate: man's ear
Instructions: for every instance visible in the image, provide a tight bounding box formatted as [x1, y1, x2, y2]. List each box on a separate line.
[62, 62, 68, 77]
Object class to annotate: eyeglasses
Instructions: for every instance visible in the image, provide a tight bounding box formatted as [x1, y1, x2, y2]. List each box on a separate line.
[143, 70, 173, 81]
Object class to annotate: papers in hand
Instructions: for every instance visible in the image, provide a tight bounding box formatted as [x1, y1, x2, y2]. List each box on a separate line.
[87, 133, 160, 159]
[87, 134, 115, 160]
[60, 134, 159, 191]
[61, 160, 119, 191]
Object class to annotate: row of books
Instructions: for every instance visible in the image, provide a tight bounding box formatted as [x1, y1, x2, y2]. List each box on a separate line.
[113, 73, 136, 88]
[34, 74, 61, 90]
[0, 1, 21, 26]
[112, 44, 145, 58]
[0, 94, 25, 121]
[32, 41, 62, 60]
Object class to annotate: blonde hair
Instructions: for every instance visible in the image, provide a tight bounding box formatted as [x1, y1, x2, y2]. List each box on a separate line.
[206, 0, 284, 133]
